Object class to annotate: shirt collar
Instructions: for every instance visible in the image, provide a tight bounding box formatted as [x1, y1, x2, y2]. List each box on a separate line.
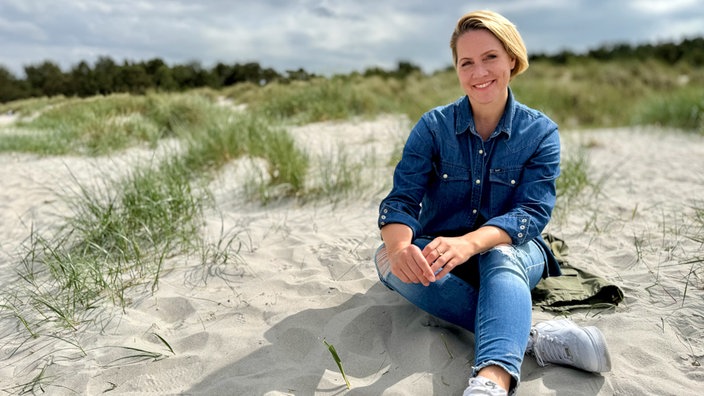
[455, 87, 516, 139]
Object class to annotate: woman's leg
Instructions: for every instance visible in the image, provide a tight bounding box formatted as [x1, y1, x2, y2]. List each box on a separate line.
[374, 238, 479, 332]
[471, 240, 547, 390]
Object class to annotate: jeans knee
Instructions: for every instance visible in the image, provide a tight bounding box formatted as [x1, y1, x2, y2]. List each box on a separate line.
[479, 245, 529, 283]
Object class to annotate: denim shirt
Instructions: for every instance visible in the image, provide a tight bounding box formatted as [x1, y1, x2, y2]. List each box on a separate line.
[378, 89, 562, 277]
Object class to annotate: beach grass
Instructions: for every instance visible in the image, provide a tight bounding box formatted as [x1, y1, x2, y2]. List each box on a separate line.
[0, 93, 215, 155]
[512, 59, 704, 131]
[632, 86, 704, 134]
[6, 154, 208, 331]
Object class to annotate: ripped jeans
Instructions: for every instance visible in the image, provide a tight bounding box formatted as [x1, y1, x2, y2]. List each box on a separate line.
[374, 237, 547, 386]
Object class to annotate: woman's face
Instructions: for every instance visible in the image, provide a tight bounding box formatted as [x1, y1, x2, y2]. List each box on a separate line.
[455, 29, 516, 107]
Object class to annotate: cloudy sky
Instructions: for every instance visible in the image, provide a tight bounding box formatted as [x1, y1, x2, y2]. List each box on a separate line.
[1, 0, 703, 77]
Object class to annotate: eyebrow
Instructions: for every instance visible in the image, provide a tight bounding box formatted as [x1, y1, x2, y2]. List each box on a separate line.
[458, 49, 500, 61]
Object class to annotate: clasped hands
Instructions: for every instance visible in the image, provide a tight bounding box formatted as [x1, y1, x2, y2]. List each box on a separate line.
[387, 236, 474, 286]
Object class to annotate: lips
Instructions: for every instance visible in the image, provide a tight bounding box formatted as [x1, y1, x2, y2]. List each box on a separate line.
[474, 80, 494, 89]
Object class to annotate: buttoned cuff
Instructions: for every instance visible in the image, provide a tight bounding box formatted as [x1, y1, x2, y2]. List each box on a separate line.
[378, 204, 422, 238]
[484, 214, 532, 245]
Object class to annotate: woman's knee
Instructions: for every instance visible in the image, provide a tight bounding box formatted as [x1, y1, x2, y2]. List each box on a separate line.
[479, 245, 530, 282]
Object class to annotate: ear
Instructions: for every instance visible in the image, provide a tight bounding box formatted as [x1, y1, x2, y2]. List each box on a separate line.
[510, 57, 516, 70]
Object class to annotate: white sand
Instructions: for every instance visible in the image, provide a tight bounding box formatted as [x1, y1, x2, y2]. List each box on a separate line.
[0, 115, 702, 395]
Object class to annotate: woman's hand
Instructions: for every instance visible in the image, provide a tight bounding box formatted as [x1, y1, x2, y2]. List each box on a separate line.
[422, 236, 476, 280]
[387, 244, 436, 286]
[381, 223, 436, 286]
[423, 226, 512, 280]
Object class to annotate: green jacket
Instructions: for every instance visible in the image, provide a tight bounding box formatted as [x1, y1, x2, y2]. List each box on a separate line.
[532, 234, 624, 312]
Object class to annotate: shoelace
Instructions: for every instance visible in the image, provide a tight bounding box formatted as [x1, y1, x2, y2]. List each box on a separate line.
[530, 329, 571, 367]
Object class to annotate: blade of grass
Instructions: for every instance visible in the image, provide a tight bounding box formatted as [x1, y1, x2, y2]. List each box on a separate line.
[323, 339, 351, 389]
[153, 332, 175, 355]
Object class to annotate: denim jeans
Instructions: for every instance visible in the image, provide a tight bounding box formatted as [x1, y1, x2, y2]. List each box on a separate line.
[374, 237, 547, 385]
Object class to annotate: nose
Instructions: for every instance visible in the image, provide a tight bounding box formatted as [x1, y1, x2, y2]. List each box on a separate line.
[473, 64, 489, 77]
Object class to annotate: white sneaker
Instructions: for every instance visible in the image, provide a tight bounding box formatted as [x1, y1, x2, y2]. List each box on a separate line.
[527, 319, 611, 373]
[462, 376, 508, 396]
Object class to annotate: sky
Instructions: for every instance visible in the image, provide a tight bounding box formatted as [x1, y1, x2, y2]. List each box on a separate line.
[1, 0, 704, 78]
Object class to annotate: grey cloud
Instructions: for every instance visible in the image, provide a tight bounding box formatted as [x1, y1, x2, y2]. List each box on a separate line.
[0, 0, 703, 78]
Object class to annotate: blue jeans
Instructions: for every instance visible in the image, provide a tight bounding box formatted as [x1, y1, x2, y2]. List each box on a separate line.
[374, 237, 547, 386]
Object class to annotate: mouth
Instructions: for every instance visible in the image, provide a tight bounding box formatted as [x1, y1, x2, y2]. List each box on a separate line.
[474, 80, 494, 89]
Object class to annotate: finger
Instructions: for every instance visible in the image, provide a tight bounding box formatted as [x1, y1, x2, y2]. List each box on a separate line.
[416, 251, 437, 283]
[429, 254, 445, 274]
[392, 255, 425, 285]
[422, 245, 444, 264]
[434, 258, 458, 280]
[421, 239, 441, 257]
[406, 256, 433, 285]
[393, 265, 413, 283]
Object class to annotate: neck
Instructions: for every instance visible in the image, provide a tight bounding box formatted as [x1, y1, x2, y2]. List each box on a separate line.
[473, 106, 503, 140]
[470, 92, 508, 140]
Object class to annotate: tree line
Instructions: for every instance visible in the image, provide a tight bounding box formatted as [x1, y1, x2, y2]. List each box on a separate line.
[1, 37, 702, 104]
[531, 36, 704, 65]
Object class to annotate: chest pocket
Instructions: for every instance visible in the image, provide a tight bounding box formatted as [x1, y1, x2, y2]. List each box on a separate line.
[434, 161, 471, 182]
[488, 167, 521, 213]
[431, 161, 472, 205]
[489, 167, 521, 187]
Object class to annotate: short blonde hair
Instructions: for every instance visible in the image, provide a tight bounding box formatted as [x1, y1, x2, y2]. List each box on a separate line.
[450, 10, 529, 78]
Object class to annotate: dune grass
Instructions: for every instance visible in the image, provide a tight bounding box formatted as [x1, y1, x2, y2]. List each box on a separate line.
[7, 153, 209, 330]
[632, 86, 704, 133]
[0, 95, 73, 117]
[223, 72, 462, 125]
[512, 59, 704, 131]
[223, 59, 704, 133]
[0, 93, 216, 155]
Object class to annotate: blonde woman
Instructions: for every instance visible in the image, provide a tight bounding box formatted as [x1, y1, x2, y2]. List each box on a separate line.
[374, 10, 611, 395]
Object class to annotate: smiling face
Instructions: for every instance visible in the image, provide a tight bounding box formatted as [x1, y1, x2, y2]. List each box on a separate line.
[455, 29, 516, 108]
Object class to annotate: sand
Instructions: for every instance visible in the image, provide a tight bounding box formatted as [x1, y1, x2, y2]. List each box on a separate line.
[0, 113, 702, 395]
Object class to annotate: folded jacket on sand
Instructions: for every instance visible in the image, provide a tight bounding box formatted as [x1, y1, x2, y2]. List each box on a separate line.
[532, 233, 625, 312]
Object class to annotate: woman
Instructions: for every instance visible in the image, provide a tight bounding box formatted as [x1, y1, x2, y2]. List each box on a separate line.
[374, 10, 611, 395]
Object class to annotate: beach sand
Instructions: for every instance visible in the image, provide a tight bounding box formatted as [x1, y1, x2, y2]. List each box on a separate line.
[1, 114, 702, 395]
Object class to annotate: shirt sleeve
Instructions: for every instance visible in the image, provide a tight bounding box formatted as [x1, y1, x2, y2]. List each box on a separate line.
[377, 116, 436, 239]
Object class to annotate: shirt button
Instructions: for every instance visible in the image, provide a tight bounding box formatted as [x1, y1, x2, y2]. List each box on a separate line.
[479, 149, 484, 155]
[520, 225, 525, 230]
[518, 233, 524, 238]
[472, 209, 477, 214]
[380, 221, 386, 226]
[383, 209, 388, 213]
[521, 219, 527, 223]
[443, 174, 448, 179]
[510, 180, 516, 185]
[475, 179, 481, 184]
[381, 215, 386, 220]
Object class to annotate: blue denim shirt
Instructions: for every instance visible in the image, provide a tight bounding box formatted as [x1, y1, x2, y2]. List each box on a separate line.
[378, 89, 562, 277]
